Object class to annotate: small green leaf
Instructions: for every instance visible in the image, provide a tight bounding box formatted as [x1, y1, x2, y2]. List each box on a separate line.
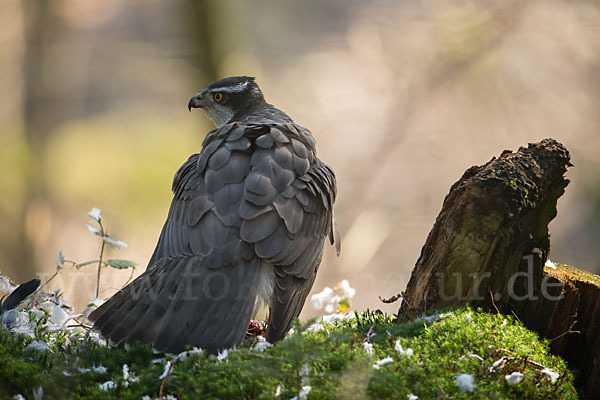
[105, 259, 137, 269]
[76, 260, 100, 268]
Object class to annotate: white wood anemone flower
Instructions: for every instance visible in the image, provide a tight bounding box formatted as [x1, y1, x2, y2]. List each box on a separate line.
[455, 373, 475, 392]
[505, 371, 524, 385]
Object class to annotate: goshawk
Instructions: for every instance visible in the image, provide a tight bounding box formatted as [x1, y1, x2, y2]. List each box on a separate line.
[90, 76, 340, 353]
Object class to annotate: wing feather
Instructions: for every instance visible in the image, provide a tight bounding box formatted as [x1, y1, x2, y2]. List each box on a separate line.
[90, 124, 260, 354]
[91, 120, 340, 354]
[237, 124, 339, 343]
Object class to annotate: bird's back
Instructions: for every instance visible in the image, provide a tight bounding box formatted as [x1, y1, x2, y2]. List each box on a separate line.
[90, 113, 338, 353]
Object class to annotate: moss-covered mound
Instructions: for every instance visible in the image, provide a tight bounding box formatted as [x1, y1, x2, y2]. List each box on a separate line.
[0, 308, 576, 399]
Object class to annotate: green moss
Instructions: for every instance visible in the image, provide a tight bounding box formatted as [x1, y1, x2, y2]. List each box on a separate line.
[545, 263, 600, 287]
[0, 308, 577, 399]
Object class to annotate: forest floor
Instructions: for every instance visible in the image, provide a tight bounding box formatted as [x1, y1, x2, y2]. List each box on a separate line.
[0, 307, 578, 399]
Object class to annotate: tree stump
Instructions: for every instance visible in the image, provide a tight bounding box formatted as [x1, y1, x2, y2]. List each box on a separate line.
[397, 139, 600, 397]
[529, 263, 600, 398]
[399, 139, 571, 314]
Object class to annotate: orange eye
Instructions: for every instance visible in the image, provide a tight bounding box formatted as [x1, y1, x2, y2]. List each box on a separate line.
[213, 92, 223, 102]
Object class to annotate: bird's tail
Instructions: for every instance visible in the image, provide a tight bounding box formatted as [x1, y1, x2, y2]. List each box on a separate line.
[90, 255, 260, 354]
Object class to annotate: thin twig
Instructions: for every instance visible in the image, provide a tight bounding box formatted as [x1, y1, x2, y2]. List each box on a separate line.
[122, 267, 137, 287]
[96, 220, 106, 298]
[379, 292, 404, 304]
[65, 323, 93, 330]
[437, 384, 449, 400]
[496, 348, 548, 371]
[489, 290, 500, 314]
[510, 310, 521, 322]
[362, 324, 375, 343]
[550, 320, 580, 342]
[159, 359, 175, 398]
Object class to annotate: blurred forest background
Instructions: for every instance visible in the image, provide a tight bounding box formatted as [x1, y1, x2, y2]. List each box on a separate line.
[1, 0, 599, 316]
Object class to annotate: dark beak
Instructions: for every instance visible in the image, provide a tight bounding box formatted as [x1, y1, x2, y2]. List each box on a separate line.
[188, 95, 203, 112]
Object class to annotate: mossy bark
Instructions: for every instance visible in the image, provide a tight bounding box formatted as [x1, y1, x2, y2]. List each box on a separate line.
[399, 139, 571, 314]
[397, 139, 600, 397]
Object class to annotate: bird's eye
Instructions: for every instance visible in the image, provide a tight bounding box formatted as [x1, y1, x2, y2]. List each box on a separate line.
[213, 92, 223, 102]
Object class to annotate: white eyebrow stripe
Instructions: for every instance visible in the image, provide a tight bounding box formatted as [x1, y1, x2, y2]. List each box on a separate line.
[210, 81, 250, 93]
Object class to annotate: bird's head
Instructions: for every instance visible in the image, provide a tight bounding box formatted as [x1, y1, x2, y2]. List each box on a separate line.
[188, 76, 266, 127]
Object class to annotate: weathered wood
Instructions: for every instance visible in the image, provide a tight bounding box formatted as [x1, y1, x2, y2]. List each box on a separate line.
[396, 139, 600, 397]
[399, 139, 571, 314]
[530, 263, 600, 398]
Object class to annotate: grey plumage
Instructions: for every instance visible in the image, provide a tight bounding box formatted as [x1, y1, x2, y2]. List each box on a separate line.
[89, 76, 340, 354]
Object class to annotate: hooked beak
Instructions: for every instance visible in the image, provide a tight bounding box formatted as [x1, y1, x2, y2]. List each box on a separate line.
[188, 94, 204, 112]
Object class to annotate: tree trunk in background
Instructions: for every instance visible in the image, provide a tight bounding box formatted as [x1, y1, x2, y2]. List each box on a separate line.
[10, 0, 58, 281]
[183, 0, 251, 83]
[183, 0, 220, 83]
[397, 139, 600, 398]
[4, 0, 254, 282]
